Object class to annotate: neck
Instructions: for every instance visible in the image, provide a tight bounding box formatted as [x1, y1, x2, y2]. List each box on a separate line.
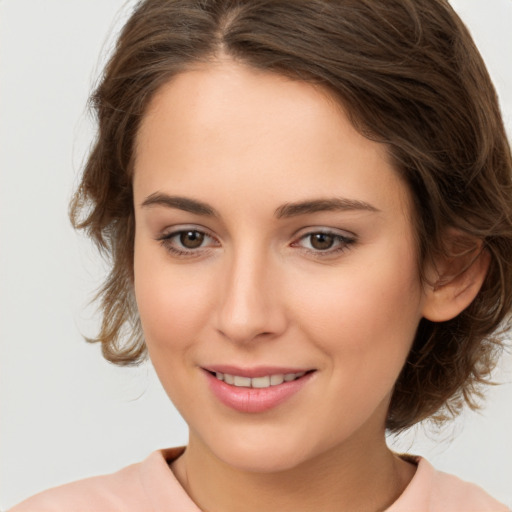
[171, 431, 415, 512]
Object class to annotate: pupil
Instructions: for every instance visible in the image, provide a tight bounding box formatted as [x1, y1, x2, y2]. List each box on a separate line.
[311, 233, 334, 250]
[180, 231, 204, 248]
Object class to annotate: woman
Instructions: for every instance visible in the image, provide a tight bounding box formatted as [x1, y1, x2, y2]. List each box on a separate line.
[8, 0, 512, 510]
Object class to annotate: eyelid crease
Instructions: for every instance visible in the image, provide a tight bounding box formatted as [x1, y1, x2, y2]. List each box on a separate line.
[291, 224, 357, 239]
[158, 224, 216, 238]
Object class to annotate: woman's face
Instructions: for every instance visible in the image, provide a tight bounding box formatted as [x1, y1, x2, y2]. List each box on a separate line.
[133, 60, 428, 472]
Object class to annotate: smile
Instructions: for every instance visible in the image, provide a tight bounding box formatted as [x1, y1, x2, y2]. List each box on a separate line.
[214, 371, 307, 388]
[204, 368, 316, 413]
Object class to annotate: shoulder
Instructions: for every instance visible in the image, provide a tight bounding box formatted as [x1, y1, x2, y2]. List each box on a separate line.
[8, 447, 193, 512]
[8, 460, 146, 512]
[429, 466, 509, 512]
[390, 456, 510, 512]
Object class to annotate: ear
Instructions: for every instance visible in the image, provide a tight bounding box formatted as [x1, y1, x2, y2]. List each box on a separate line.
[422, 232, 490, 322]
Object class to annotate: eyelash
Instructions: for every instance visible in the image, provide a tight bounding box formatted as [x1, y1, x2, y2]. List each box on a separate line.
[157, 228, 356, 258]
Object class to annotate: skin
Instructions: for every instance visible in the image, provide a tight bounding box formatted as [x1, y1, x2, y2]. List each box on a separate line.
[132, 59, 435, 512]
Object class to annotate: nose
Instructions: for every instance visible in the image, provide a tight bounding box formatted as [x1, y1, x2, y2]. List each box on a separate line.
[215, 250, 288, 344]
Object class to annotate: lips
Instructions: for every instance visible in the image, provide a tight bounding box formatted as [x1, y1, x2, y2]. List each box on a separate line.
[203, 366, 315, 413]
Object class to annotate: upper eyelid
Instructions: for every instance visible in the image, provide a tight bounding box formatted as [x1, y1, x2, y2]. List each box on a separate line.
[293, 232, 355, 247]
[159, 225, 218, 241]
[293, 226, 357, 240]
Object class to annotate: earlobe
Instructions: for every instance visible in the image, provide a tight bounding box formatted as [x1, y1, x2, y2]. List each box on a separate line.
[422, 237, 490, 323]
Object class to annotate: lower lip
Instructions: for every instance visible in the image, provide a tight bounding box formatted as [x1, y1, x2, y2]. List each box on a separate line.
[205, 371, 314, 413]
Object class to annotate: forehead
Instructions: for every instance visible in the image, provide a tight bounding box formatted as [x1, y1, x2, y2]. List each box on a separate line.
[133, 60, 411, 220]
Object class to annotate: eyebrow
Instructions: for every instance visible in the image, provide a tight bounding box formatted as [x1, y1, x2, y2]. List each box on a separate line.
[141, 193, 219, 217]
[274, 197, 379, 218]
[141, 193, 379, 218]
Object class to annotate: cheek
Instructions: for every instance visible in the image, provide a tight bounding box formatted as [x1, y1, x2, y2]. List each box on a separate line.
[291, 244, 423, 370]
[133, 245, 212, 354]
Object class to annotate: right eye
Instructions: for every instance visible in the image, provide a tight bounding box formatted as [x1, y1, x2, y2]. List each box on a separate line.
[157, 228, 219, 257]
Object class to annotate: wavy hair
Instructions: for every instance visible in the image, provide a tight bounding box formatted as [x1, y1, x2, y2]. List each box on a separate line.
[71, 0, 512, 431]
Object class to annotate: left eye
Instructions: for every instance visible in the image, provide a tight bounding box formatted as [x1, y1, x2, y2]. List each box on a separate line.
[294, 231, 354, 253]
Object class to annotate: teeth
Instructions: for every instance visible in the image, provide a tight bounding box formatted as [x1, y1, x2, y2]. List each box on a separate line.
[213, 371, 307, 388]
[252, 376, 270, 388]
[270, 374, 284, 385]
[234, 376, 252, 387]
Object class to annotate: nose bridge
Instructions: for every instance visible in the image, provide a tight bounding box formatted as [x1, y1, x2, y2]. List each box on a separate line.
[216, 242, 285, 343]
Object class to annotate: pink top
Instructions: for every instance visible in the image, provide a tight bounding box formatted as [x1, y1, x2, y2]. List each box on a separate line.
[9, 447, 509, 512]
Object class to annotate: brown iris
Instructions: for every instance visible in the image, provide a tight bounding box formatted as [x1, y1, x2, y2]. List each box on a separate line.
[310, 233, 335, 250]
[180, 230, 205, 249]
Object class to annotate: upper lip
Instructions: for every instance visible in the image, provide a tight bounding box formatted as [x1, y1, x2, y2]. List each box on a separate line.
[202, 365, 315, 378]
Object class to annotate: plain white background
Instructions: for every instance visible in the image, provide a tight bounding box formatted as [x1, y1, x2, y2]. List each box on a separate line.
[1, 0, 511, 509]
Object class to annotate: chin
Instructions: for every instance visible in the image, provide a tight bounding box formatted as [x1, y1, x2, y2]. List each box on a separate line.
[203, 430, 321, 474]
[222, 447, 307, 474]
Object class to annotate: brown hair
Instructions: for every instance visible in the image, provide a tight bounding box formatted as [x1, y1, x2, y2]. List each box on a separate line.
[71, 0, 512, 431]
